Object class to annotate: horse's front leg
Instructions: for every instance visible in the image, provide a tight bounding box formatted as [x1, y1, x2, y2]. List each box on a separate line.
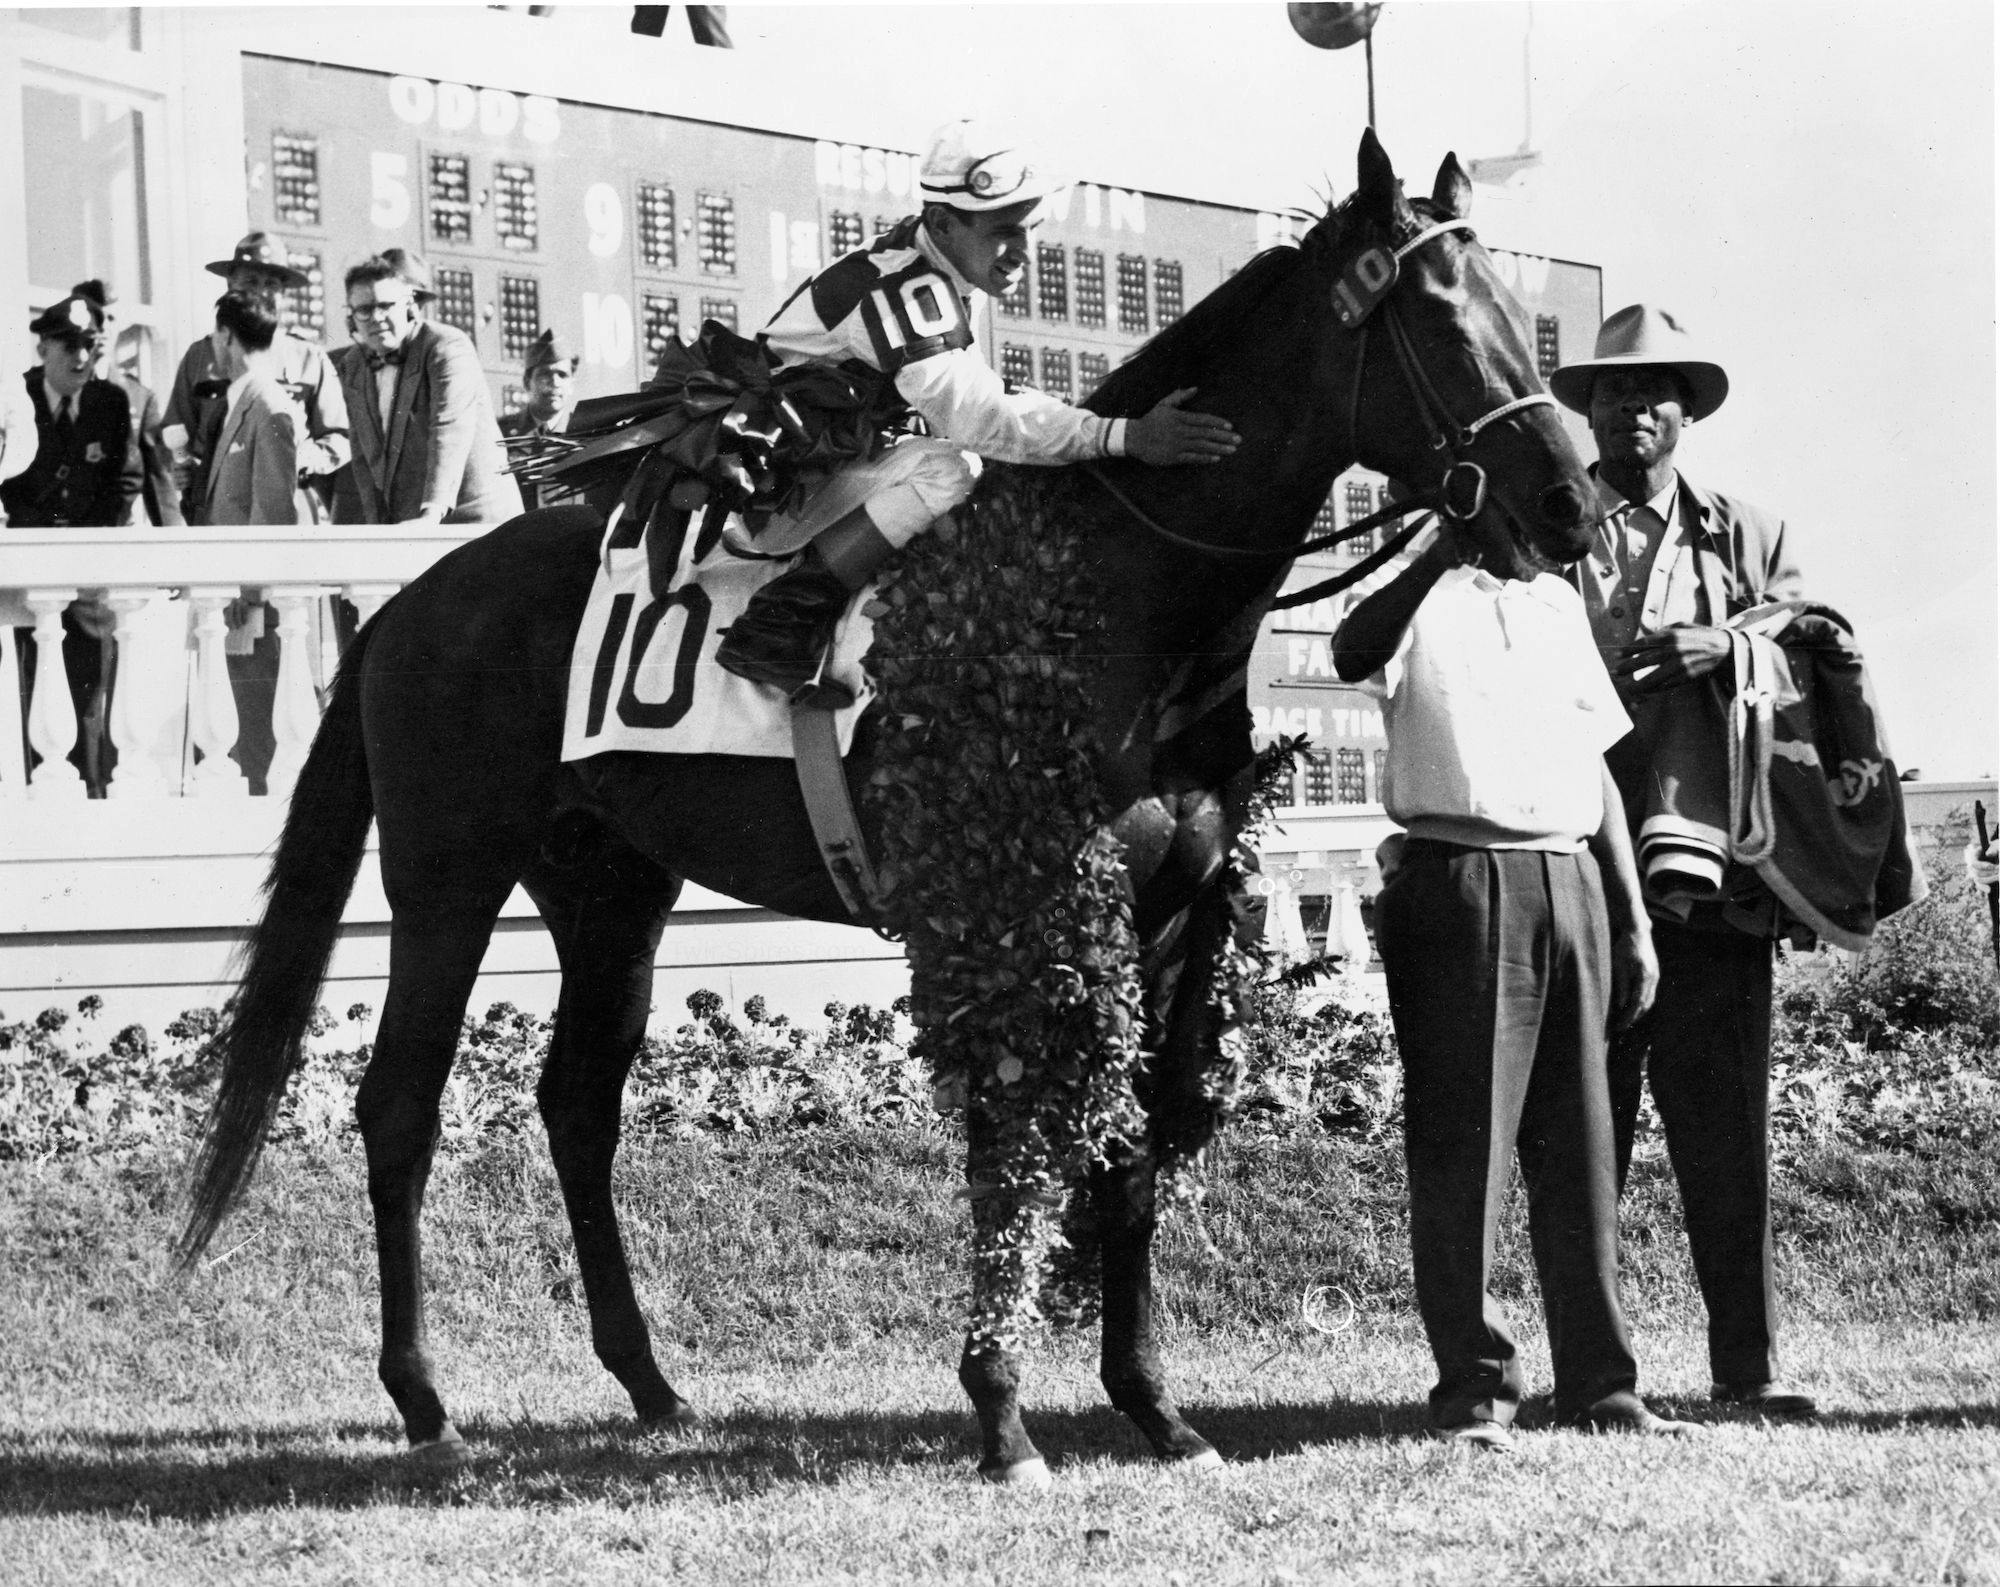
[957, 1105, 1051, 1487]
[1095, 1148, 1222, 1469]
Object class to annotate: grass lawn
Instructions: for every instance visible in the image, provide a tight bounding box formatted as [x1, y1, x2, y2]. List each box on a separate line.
[3, 1127, 1996, 1584]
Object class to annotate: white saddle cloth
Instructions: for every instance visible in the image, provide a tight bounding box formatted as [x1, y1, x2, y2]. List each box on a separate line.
[561, 517, 873, 763]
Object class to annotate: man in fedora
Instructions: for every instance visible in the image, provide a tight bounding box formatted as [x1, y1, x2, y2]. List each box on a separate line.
[329, 251, 520, 526]
[500, 329, 579, 511]
[1551, 304, 1814, 1421]
[162, 231, 350, 522]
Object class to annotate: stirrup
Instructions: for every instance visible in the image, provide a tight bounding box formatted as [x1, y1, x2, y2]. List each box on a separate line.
[788, 644, 856, 711]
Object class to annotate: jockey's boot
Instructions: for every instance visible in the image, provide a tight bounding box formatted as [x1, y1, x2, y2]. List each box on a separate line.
[715, 505, 898, 708]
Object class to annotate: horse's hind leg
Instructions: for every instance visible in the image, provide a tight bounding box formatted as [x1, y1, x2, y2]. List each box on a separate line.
[355, 898, 510, 1462]
[1095, 1149, 1221, 1469]
[526, 862, 693, 1428]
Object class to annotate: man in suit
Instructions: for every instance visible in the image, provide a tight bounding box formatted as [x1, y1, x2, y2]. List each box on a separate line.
[202, 292, 304, 527]
[71, 278, 182, 526]
[330, 252, 522, 526]
[162, 231, 349, 523]
[3, 294, 143, 792]
[498, 329, 578, 510]
[200, 291, 309, 794]
[1551, 305, 1815, 1421]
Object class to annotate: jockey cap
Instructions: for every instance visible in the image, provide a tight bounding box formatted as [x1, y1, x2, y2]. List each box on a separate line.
[918, 119, 1067, 213]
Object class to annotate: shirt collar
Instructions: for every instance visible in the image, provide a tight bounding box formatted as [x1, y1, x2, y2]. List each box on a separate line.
[1444, 562, 1574, 610]
[1591, 466, 1681, 527]
[914, 220, 980, 301]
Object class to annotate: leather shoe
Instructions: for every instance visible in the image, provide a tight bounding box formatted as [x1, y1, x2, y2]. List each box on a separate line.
[1711, 1381, 1818, 1420]
[1560, 1390, 1702, 1436]
[1428, 1420, 1515, 1454]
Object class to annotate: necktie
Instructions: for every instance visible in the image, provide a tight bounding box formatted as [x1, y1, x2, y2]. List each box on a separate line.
[366, 348, 407, 371]
[50, 395, 74, 449]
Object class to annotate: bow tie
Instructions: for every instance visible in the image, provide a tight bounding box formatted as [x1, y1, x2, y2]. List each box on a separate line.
[366, 348, 408, 371]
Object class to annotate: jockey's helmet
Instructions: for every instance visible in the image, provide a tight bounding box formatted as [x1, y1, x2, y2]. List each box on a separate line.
[918, 119, 1067, 212]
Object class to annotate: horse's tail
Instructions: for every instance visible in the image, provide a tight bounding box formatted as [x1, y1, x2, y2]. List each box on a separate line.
[174, 616, 379, 1270]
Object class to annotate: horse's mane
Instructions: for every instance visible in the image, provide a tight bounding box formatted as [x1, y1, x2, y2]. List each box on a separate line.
[1083, 201, 1344, 419]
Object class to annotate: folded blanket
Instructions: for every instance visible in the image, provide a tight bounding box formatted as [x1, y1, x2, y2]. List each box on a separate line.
[1632, 602, 1925, 948]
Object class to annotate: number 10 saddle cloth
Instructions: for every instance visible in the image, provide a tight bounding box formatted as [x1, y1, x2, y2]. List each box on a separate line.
[506, 321, 906, 761]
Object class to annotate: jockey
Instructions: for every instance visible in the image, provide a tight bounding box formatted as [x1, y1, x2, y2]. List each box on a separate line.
[715, 117, 1240, 704]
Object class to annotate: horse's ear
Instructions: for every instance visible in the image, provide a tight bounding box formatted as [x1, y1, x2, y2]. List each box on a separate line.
[1432, 154, 1473, 220]
[1356, 126, 1405, 224]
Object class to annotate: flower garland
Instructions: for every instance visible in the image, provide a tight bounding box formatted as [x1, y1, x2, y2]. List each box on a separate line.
[864, 466, 1312, 1346]
[864, 471, 1149, 1347]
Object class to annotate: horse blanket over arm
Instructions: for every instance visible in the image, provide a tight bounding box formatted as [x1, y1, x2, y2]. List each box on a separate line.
[1632, 601, 1926, 949]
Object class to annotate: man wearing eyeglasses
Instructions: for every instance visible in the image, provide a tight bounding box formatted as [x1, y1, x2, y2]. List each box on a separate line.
[328, 252, 521, 527]
[162, 232, 350, 525]
[716, 118, 1240, 705]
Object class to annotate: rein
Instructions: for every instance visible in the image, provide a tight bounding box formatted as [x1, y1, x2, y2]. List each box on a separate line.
[1080, 215, 1557, 606]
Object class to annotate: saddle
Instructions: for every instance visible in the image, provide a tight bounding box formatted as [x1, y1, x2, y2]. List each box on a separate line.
[523, 323, 900, 924]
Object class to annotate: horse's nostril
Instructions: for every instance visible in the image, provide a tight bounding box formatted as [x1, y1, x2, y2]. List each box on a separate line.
[1541, 483, 1585, 527]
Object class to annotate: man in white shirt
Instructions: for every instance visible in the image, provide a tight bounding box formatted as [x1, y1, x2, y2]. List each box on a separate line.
[715, 118, 1240, 703]
[1334, 521, 1689, 1451]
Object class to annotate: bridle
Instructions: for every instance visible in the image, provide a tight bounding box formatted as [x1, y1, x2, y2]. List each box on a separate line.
[1080, 216, 1560, 609]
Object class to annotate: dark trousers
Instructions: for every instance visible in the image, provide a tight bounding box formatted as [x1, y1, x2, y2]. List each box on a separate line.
[15, 610, 116, 795]
[1376, 841, 1638, 1427]
[1609, 920, 1779, 1387]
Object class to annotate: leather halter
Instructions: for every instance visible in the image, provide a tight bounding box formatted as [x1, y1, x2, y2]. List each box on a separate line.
[1081, 215, 1558, 586]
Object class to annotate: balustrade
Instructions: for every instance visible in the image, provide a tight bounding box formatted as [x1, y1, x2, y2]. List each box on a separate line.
[1, 525, 489, 801]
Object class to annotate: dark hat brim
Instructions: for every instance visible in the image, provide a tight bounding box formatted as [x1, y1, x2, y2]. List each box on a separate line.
[1549, 355, 1729, 423]
[206, 256, 309, 288]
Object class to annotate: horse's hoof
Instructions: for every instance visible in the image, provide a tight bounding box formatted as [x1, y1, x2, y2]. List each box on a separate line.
[406, 1427, 470, 1471]
[638, 1401, 701, 1432]
[1166, 1444, 1225, 1474]
[980, 1456, 1053, 1490]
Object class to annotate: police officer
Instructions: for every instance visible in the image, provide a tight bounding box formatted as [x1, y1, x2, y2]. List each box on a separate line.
[3, 294, 143, 793]
[162, 231, 350, 523]
[715, 118, 1239, 704]
[3, 295, 140, 528]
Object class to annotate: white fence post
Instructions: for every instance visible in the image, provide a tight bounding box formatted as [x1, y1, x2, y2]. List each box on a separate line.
[103, 587, 169, 799]
[0, 615, 25, 800]
[263, 583, 331, 797]
[183, 586, 247, 797]
[23, 589, 85, 801]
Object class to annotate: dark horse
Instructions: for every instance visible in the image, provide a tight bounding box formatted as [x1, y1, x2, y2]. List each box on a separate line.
[175, 132, 1593, 1483]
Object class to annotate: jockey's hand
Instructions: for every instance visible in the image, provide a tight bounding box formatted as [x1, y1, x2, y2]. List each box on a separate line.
[1125, 388, 1240, 467]
[1613, 623, 1730, 693]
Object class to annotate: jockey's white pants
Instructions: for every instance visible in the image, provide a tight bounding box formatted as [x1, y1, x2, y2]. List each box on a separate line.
[749, 436, 981, 556]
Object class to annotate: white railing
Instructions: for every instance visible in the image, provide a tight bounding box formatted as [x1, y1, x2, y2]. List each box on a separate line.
[1, 525, 491, 802]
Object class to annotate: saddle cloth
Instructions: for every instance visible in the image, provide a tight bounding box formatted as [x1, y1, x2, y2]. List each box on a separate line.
[561, 518, 874, 763]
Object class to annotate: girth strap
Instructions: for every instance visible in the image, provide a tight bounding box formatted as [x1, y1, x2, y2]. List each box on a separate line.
[790, 701, 887, 923]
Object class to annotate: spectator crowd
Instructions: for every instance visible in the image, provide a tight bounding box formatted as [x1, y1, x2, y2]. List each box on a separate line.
[3, 230, 577, 792]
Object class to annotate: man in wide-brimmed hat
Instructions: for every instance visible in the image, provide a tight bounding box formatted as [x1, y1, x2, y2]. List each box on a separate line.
[1552, 304, 1815, 1422]
[162, 230, 350, 522]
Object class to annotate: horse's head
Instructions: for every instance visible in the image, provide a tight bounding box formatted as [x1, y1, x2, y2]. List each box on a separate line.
[1309, 129, 1595, 575]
